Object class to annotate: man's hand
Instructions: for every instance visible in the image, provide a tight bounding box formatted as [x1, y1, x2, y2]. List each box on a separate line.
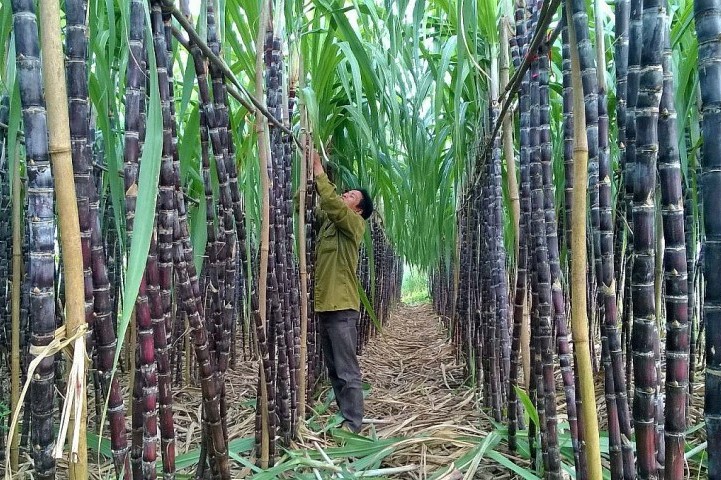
[312, 150, 324, 177]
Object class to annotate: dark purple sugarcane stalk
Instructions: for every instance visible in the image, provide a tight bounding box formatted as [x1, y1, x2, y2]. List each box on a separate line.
[527, 29, 545, 470]
[123, 2, 158, 476]
[263, 28, 282, 460]
[542, 51, 583, 479]
[632, 0, 664, 476]
[623, 0, 643, 385]
[595, 3, 634, 475]
[560, 15, 574, 264]
[305, 156, 318, 403]
[534, 25, 582, 475]
[188, 43, 231, 476]
[66, 0, 97, 393]
[489, 98, 510, 403]
[205, 1, 245, 398]
[206, 3, 236, 395]
[161, 3, 179, 349]
[170, 217, 230, 479]
[614, 0, 630, 295]
[695, 0, 721, 473]
[67, 0, 130, 467]
[527, 38, 551, 473]
[480, 185, 495, 415]
[267, 33, 293, 445]
[11, 1, 56, 477]
[658, 5, 689, 476]
[684, 165, 698, 384]
[508, 0, 531, 452]
[204, 11, 251, 371]
[284, 87, 300, 435]
[149, 2, 178, 477]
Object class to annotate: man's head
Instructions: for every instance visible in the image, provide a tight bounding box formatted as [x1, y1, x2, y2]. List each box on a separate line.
[341, 188, 374, 220]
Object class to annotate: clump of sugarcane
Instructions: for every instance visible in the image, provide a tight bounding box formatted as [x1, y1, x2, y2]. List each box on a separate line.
[265, 28, 284, 455]
[66, 0, 130, 475]
[357, 217, 401, 350]
[148, 2, 179, 476]
[123, 3, 159, 477]
[529, 31, 562, 476]
[304, 141, 321, 405]
[11, 1, 57, 478]
[264, 26, 303, 448]
[357, 245, 371, 354]
[429, 260, 453, 328]
[589, 1, 635, 476]
[508, 0, 532, 452]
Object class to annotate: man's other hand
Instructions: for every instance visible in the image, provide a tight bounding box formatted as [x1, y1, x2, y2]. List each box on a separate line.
[313, 150, 324, 177]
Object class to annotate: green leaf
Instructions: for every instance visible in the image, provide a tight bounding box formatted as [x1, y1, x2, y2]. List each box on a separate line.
[513, 386, 540, 430]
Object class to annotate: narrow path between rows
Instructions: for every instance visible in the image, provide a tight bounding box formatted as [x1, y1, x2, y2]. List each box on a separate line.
[297, 303, 525, 479]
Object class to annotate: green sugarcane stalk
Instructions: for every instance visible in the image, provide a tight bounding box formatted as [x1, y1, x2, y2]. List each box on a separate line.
[566, 0, 602, 475]
[39, 0, 88, 475]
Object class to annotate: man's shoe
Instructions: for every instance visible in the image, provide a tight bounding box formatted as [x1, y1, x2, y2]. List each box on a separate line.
[340, 421, 361, 434]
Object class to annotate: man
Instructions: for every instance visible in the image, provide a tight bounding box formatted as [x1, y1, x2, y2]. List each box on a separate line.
[312, 151, 373, 433]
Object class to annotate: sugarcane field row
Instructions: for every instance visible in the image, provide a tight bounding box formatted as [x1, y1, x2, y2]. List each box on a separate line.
[0, 0, 718, 478]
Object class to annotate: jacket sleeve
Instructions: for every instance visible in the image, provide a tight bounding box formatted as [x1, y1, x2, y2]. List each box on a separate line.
[315, 172, 365, 241]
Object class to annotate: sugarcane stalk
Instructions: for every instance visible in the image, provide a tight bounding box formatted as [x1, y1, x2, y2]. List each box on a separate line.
[693, 0, 721, 475]
[10, 147, 21, 473]
[11, 0, 57, 476]
[297, 102, 310, 428]
[255, 0, 272, 467]
[149, 2, 177, 477]
[39, 0, 88, 475]
[594, 2, 634, 476]
[632, 1, 664, 476]
[501, 18, 520, 274]
[566, 0, 602, 475]
[658, 5, 689, 476]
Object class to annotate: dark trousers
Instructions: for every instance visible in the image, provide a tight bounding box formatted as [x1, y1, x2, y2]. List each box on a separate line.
[318, 309, 364, 432]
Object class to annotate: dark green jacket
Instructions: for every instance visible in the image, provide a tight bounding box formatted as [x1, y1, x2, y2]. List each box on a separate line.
[313, 173, 366, 312]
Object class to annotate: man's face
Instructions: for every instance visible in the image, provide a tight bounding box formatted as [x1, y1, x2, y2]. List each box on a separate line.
[341, 190, 363, 212]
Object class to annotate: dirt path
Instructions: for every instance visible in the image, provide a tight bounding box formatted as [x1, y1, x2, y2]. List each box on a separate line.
[300, 303, 524, 479]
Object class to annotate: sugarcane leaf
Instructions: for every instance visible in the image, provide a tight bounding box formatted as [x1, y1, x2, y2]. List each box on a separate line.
[229, 450, 263, 473]
[0, 2, 13, 77]
[85, 431, 112, 458]
[485, 450, 542, 479]
[513, 385, 540, 429]
[358, 277, 381, 333]
[179, 56, 197, 120]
